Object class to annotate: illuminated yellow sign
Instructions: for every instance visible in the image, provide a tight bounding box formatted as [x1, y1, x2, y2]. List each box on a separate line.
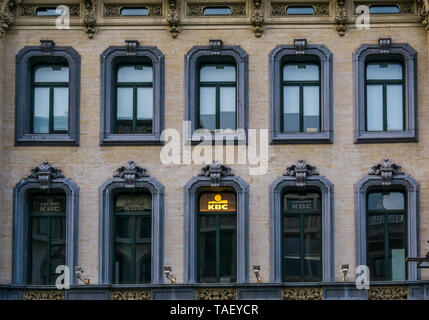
[200, 193, 236, 212]
[208, 194, 229, 211]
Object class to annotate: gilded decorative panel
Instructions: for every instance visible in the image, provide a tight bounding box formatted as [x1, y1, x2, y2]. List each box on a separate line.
[110, 289, 151, 300]
[187, 3, 246, 16]
[19, 4, 80, 16]
[195, 288, 238, 300]
[281, 287, 323, 300]
[104, 4, 163, 17]
[23, 290, 65, 300]
[271, 2, 330, 16]
[368, 286, 409, 300]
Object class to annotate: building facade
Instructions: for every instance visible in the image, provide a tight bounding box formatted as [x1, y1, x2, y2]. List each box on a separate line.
[0, 0, 429, 300]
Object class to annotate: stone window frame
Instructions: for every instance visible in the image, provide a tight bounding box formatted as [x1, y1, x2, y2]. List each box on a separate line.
[12, 162, 79, 285]
[269, 160, 334, 282]
[99, 161, 164, 284]
[184, 40, 249, 144]
[355, 160, 419, 281]
[15, 41, 81, 146]
[269, 41, 333, 144]
[353, 39, 418, 143]
[100, 41, 165, 146]
[184, 163, 249, 283]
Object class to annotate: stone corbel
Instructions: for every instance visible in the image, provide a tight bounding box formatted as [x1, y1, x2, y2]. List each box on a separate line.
[125, 40, 139, 56]
[418, 0, 429, 29]
[284, 160, 319, 188]
[0, 0, 21, 38]
[199, 161, 234, 187]
[335, 0, 347, 37]
[369, 159, 403, 186]
[251, 0, 264, 38]
[209, 39, 223, 55]
[83, 0, 96, 39]
[28, 161, 65, 190]
[294, 39, 307, 55]
[167, 0, 180, 38]
[378, 38, 392, 54]
[40, 39, 55, 52]
[114, 161, 149, 189]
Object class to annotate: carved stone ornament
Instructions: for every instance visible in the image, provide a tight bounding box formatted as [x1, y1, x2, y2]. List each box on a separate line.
[251, 0, 264, 37]
[284, 160, 319, 187]
[335, 0, 347, 36]
[113, 160, 149, 189]
[398, 2, 414, 14]
[368, 286, 409, 300]
[20, 4, 80, 17]
[28, 161, 65, 190]
[23, 290, 65, 300]
[314, 2, 330, 15]
[0, 0, 21, 37]
[199, 161, 234, 187]
[379, 38, 392, 54]
[187, 3, 246, 16]
[195, 288, 237, 300]
[418, 0, 429, 29]
[167, 0, 180, 38]
[369, 159, 403, 186]
[271, 2, 329, 16]
[83, 0, 96, 39]
[125, 40, 139, 56]
[104, 4, 163, 17]
[282, 288, 323, 300]
[209, 38, 223, 55]
[40, 39, 55, 52]
[110, 290, 151, 300]
[294, 38, 307, 55]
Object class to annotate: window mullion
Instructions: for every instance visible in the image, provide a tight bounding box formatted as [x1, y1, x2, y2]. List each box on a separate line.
[299, 84, 304, 133]
[132, 215, 136, 283]
[383, 83, 387, 131]
[49, 85, 54, 134]
[384, 214, 389, 281]
[216, 85, 220, 130]
[216, 214, 220, 283]
[133, 86, 137, 133]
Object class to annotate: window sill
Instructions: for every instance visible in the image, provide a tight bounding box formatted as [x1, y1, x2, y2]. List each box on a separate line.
[15, 134, 78, 146]
[270, 131, 332, 144]
[354, 130, 417, 144]
[186, 131, 247, 146]
[100, 133, 163, 146]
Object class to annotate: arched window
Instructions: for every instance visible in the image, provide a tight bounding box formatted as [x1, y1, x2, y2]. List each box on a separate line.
[113, 193, 152, 284]
[198, 191, 237, 283]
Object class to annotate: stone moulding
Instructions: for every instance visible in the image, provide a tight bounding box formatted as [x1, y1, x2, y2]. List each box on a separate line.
[284, 159, 320, 187]
[282, 288, 323, 300]
[195, 288, 237, 300]
[104, 3, 163, 17]
[19, 4, 80, 17]
[110, 290, 151, 300]
[271, 2, 330, 16]
[23, 290, 65, 300]
[368, 158, 403, 186]
[187, 2, 246, 16]
[199, 161, 234, 187]
[367, 286, 409, 300]
[113, 160, 149, 188]
[28, 161, 65, 190]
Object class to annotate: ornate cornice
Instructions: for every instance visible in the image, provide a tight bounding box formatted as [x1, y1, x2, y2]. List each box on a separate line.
[187, 3, 246, 16]
[110, 290, 151, 300]
[113, 160, 149, 188]
[368, 286, 409, 300]
[336, 0, 347, 36]
[283, 160, 319, 187]
[104, 3, 163, 17]
[282, 288, 323, 300]
[28, 161, 65, 190]
[195, 288, 237, 300]
[251, 0, 264, 37]
[199, 161, 234, 187]
[0, 0, 21, 37]
[368, 159, 403, 186]
[83, 0, 96, 39]
[167, 0, 179, 38]
[19, 4, 80, 17]
[23, 290, 65, 300]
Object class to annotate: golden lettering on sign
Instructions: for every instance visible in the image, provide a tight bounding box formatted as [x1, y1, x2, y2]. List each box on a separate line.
[200, 193, 236, 212]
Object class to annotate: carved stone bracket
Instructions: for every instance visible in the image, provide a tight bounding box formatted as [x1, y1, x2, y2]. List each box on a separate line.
[251, 0, 264, 37]
[368, 286, 409, 300]
[379, 38, 392, 54]
[0, 0, 21, 37]
[195, 288, 237, 300]
[209, 39, 223, 55]
[282, 288, 323, 300]
[369, 159, 403, 186]
[23, 290, 65, 300]
[110, 290, 151, 300]
[418, 0, 429, 29]
[40, 39, 55, 52]
[294, 38, 307, 55]
[199, 161, 234, 187]
[284, 160, 319, 188]
[28, 161, 65, 190]
[167, 0, 180, 38]
[335, 0, 347, 36]
[125, 40, 139, 56]
[113, 161, 149, 189]
[83, 0, 96, 39]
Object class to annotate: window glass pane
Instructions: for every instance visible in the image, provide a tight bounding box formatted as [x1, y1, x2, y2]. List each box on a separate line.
[198, 215, 217, 282]
[389, 214, 406, 281]
[285, 193, 321, 212]
[286, 6, 315, 15]
[220, 86, 236, 130]
[30, 217, 48, 284]
[135, 216, 151, 284]
[368, 192, 405, 211]
[303, 86, 320, 132]
[366, 62, 402, 80]
[303, 215, 321, 281]
[53, 87, 68, 131]
[34, 65, 69, 82]
[33, 87, 50, 133]
[36, 7, 64, 16]
[117, 87, 133, 133]
[115, 193, 152, 211]
[49, 217, 65, 284]
[370, 5, 399, 14]
[386, 84, 404, 131]
[203, 7, 231, 15]
[120, 7, 149, 16]
[283, 216, 301, 282]
[219, 215, 237, 283]
[200, 65, 236, 82]
[117, 65, 153, 83]
[200, 87, 216, 130]
[368, 214, 386, 281]
[283, 63, 319, 81]
[283, 86, 300, 132]
[137, 87, 153, 134]
[366, 84, 383, 131]
[114, 217, 132, 284]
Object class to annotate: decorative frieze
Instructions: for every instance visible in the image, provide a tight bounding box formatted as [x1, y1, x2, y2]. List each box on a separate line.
[199, 161, 234, 187]
[282, 288, 323, 300]
[23, 290, 65, 300]
[167, 0, 179, 38]
[336, 0, 347, 36]
[83, 0, 96, 39]
[110, 290, 151, 300]
[284, 160, 319, 188]
[368, 159, 403, 186]
[187, 3, 246, 16]
[20, 4, 80, 17]
[114, 160, 149, 188]
[195, 288, 237, 300]
[251, 0, 264, 37]
[368, 286, 409, 300]
[28, 161, 65, 190]
[271, 2, 330, 16]
[104, 3, 163, 17]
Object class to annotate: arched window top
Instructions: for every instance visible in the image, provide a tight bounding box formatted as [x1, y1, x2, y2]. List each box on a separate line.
[34, 64, 69, 83]
[366, 61, 403, 80]
[200, 64, 236, 82]
[120, 7, 149, 16]
[283, 62, 319, 81]
[117, 64, 153, 83]
[203, 7, 232, 16]
[369, 5, 399, 14]
[286, 6, 315, 15]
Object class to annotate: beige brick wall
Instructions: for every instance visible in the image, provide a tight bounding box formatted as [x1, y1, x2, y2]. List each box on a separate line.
[0, 24, 428, 284]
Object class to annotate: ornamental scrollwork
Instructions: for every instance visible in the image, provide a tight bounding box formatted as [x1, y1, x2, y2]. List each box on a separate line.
[368, 286, 409, 300]
[195, 288, 237, 300]
[114, 160, 149, 189]
[282, 288, 323, 300]
[335, 0, 347, 36]
[187, 3, 246, 16]
[314, 2, 330, 15]
[167, 0, 179, 38]
[0, 0, 21, 37]
[251, 0, 264, 37]
[418, 0, 429, 29]
[28, 161, 65, 190]
[23, 290, 65, 300]
[199, 161, 234, 187]
[368, 159, 403, 186]
[104, 4, 163, 17]
[284, 160, 319, 188]
[20, 4, 80, 17]
[110, 290, 151, 300]
[83, 0, 96, 39]
[271, 2, 329, 16]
